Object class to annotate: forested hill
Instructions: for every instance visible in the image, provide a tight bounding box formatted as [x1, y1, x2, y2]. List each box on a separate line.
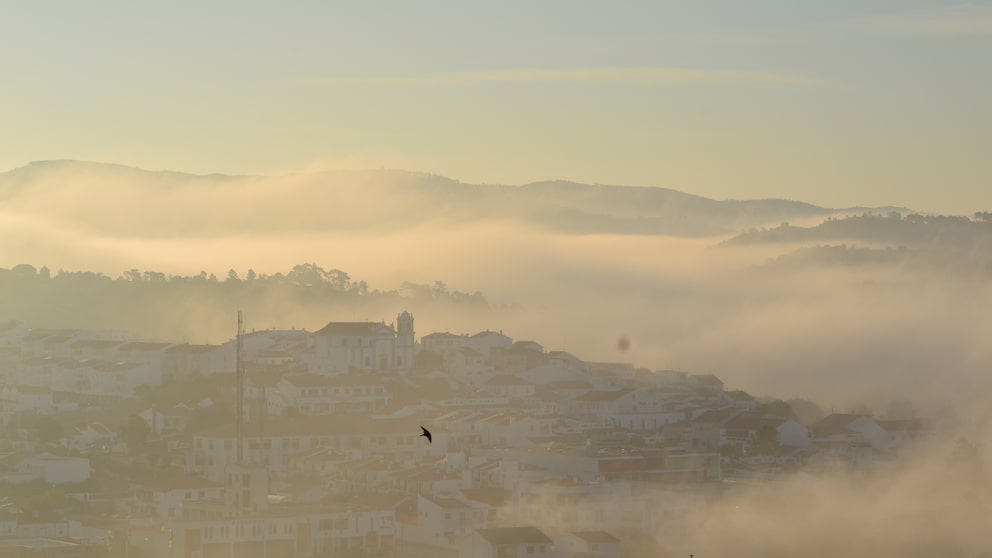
[724, 212, 992, 248]
[1, 160, 903, 238]
[0, 263, 492, 343]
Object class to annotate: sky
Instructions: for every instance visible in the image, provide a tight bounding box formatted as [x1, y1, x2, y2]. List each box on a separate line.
[1, 0, 990, 213]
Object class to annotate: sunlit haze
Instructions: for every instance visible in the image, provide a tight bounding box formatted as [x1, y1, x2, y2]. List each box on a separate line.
[2, 1, 990, 212]
[1, 3, 991, 558]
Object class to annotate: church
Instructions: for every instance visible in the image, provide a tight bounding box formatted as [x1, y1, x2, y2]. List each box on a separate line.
[312, 311, 415, 373]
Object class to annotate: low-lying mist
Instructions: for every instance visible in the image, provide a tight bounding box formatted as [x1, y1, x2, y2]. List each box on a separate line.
[3, 162, 992, 417]
[5, 213, 992, 418]
[3, 162, 992, 556]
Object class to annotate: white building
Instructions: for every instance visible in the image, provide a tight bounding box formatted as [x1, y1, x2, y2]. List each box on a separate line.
[553, 531, 621, 558]
[191, 416, 445, 481]
[141, 404, 192, 435]
[442, 347, 493, 385]
[415, 493, 490, 547]
[135, 475, 225, 519]
[311, 311, 415, 373]
[270, 373, 391, 415]
[812, 414, 891, 449]
[51, 358, 161, 398]
[0, 384, 57, 414]
[461, 526, 553, 558]
[61, 422, 116, 451]
[8, 453, 92, 484]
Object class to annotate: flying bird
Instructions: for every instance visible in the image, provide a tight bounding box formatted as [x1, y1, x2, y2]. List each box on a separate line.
[419, 425, 432, 444]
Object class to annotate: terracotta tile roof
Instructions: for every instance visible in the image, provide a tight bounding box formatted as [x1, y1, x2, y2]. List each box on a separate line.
[476, 526, 552, 545]
[194, 415, 420, 439]
[571, 531, 620, 544]
[140, 475, 223, 493]
[165, 343, 223, 354]
[118, 341, 174, 352]
[574, 389, 633, 402]
[485, 374, 533, 386]
[812, 413, 870, 436]
[460, 488, 511, 508]
[314, 322, 394, 337]
[421, 494, 471, 510]
[69, 339, 126, 350]
[693, 408, 742, 425]
[422, 332, 463, 340]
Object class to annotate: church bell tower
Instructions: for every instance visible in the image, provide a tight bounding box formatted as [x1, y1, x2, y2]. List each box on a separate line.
[396, 310, 415, 369]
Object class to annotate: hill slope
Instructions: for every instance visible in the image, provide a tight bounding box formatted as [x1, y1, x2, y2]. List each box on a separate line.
[0, 160, 902, 238]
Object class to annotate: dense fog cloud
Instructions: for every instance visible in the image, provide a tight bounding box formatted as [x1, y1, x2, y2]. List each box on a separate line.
[3, 162, 992, 556]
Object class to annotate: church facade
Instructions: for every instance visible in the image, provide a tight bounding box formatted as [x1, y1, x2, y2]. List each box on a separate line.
[312, 311, 415, 373]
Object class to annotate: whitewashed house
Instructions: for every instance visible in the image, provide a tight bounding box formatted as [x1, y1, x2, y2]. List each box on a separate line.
[1, 452, 92, 484]
[311, 312, 416, 373]
[481, 375, 536, 399]
[62, 422, 116, 451]
[0, 384, 57, 414]
[812, 414, 891, 450]
[461, 526, 553, 558]
[140, 404, 192, 434]
[134, 475, 225, 519]
[553, 531, 621, 558]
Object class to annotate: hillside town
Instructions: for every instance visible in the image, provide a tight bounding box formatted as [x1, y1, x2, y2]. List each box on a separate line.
[0, 312, 935, 558]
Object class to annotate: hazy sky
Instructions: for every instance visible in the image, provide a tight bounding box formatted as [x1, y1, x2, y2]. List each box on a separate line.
[2, 1, 989, 212]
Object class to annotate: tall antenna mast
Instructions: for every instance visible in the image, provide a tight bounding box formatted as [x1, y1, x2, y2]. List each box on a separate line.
[236, 310, 244, 465]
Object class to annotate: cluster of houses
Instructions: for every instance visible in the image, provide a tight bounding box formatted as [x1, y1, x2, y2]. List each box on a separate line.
[0, 314, 932, 557]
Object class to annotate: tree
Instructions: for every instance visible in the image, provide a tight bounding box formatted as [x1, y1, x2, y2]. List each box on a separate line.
[753, 424, 780, 454]
[23, 415, 63, 444]
[119, 415, 150, 449]
[719, 444, 743, 459]
[787, 398, 825, 427]
[885, 399, 917, 421]
[431, 280, 449, 297]
[850, 402, 873, 416]
[325, 268, 351, 290]
[414, 350, 443, 372]
[758, 400, 795, 420]
[11, 263, 37, 276]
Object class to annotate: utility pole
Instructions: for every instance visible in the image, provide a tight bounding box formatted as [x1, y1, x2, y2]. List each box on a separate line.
[236, 310, 244, 465]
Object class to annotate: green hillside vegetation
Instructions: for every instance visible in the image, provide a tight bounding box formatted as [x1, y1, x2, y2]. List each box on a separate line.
[725, 211, 992, 248]
[0, 262, 489, 342]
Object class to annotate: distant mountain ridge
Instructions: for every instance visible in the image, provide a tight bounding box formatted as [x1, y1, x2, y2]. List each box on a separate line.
[0, 160, 909, 238]
[723, 212, 992, 248]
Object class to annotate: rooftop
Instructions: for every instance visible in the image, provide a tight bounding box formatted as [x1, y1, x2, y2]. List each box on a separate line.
[476, 526, 552, 546]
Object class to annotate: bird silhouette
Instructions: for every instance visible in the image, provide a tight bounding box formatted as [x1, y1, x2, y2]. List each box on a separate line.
[419, 425, 432, 444]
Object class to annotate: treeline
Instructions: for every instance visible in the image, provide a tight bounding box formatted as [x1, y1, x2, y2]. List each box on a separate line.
[0, 263, 490, 342]
[761, 244, 992, 275]
[724, 211, 992, 247]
